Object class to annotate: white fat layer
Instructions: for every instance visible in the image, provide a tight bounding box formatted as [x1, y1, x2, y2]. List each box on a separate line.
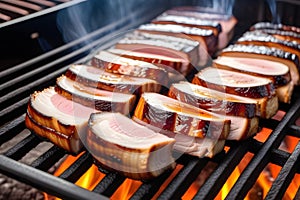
[139, 24, 213, 36]
[174, 82, 257, 104]
[215, 56, 289, 75]
[57, 76, 134, 102]
[96, 51, 160, 69]
[31, 87, 94, 125]
[69, 65, 156, 84]
[137, 31, 199, 46]
[156, 14, 219, 27]
[108, 48, 186, 62]
[91, 113, 175, 149]
[143, 93, 224, 121]
[199, 67, 272, 87]
[118, 38, 192, 52]
[108, 48, 190, 73]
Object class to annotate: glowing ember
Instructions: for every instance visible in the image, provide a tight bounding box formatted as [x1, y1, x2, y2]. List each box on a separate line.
[44, 152, 105, 200]
[111, 179, 142, 200]
[45, 116, 300, 199]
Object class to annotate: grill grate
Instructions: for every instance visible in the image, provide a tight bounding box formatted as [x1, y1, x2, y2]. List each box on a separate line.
[1, 1, 300, 200]
[0, 0, 83, 26]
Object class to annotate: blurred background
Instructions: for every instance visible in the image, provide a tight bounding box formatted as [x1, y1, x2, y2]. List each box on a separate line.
[0, 0, 299, 70]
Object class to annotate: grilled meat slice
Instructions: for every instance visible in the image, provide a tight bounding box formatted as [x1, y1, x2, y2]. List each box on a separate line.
[213, 56, 293, 103]
[169, 82, 257, 118]
[221, 44, 300, 85]
[25, 111, 83, 154]
[192, 67, 276, 98]
[115, 31, 201, 66]
[91, 51, 168, 86]
[236, 31, 300, 85]
[192, 67, 278, 119]
[87, 112, 176, 180]
[168, 82, 259, 140]
[65, 64, 161, 95]
[133, 92, 231, 140]
[135, 117, 225, 158]
[152, 13, 222, 36]
[56, 75, 136, 114]
[250, 29, 300, 45]
[25, 87, 96, 154]
[107, 48, 190, 76]
[163, 8, 237, 49]
[237, 31, 300, 59]
[138, 23, 216, 56]
[251, 22, 300, 34]
[152, 13, 221, 54]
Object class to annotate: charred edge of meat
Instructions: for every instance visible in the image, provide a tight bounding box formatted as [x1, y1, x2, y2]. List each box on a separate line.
[134, 95, 229, 139]
[168, 86, 256, 118]
[55, 86, 113, 111]
[65, 68, 158, 95]
[87, 133, 175, 180]
[222, 44, 300, 70]
[238, 31, 300, 51]
[27, 96, 76, 136]
[213, 63, 291, 88]
[92, 54, 169, 86]
[152, 20, 222, 36]
[251, 22, 300, 33]
[108, 52, 184, 72]
[25, 111, 82, 154]
[192, 75, 275, 99]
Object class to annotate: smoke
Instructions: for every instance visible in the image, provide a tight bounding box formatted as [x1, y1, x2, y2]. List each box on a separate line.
[212, 0, 235, 15]
[56, 0, 155, 44]
[266, 0, 281, 24]
[172, 0, 236, 15]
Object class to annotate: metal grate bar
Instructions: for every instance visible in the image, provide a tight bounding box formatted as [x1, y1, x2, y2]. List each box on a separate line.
[4, 133, 40, 160]
[58, 151, 93, 183]
[288, 125, 300, 138]
[0, 114, 25, 146]
[265, 141, 300, 200]
[31, 145, 66, 171]
[294, 186, 300, 200]
[270, 149, 292, 170]
[193, 140, 250, 200]
[158, 157, 209, 200]
[260, 118, 279, 130]
[0, 66, 65, 107]
[129, 171, 172, 200]
[226, 98, 300, 199]
[92, 172, 125, 197]
[0, 0, 43, 12]
[248, 139, 294, 170]
[27, 0, 56, 7]
[0, 155, 108, 200]
[0, 97, 28, 126]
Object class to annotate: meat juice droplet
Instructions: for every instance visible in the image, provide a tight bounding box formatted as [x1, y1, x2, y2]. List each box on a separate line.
[50, 94, 93, 118]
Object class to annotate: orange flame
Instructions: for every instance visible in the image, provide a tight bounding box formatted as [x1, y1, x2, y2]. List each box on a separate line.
[44, 152, 105, 199]
[46, 117, 300, 200]
[111, 179, 142, 200]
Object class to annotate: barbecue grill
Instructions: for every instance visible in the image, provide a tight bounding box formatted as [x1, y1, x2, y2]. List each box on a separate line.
[1, 0, 300, 199]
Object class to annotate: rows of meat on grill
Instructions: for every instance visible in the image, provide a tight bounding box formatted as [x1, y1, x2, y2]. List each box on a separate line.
[25, 7, 300, 180]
